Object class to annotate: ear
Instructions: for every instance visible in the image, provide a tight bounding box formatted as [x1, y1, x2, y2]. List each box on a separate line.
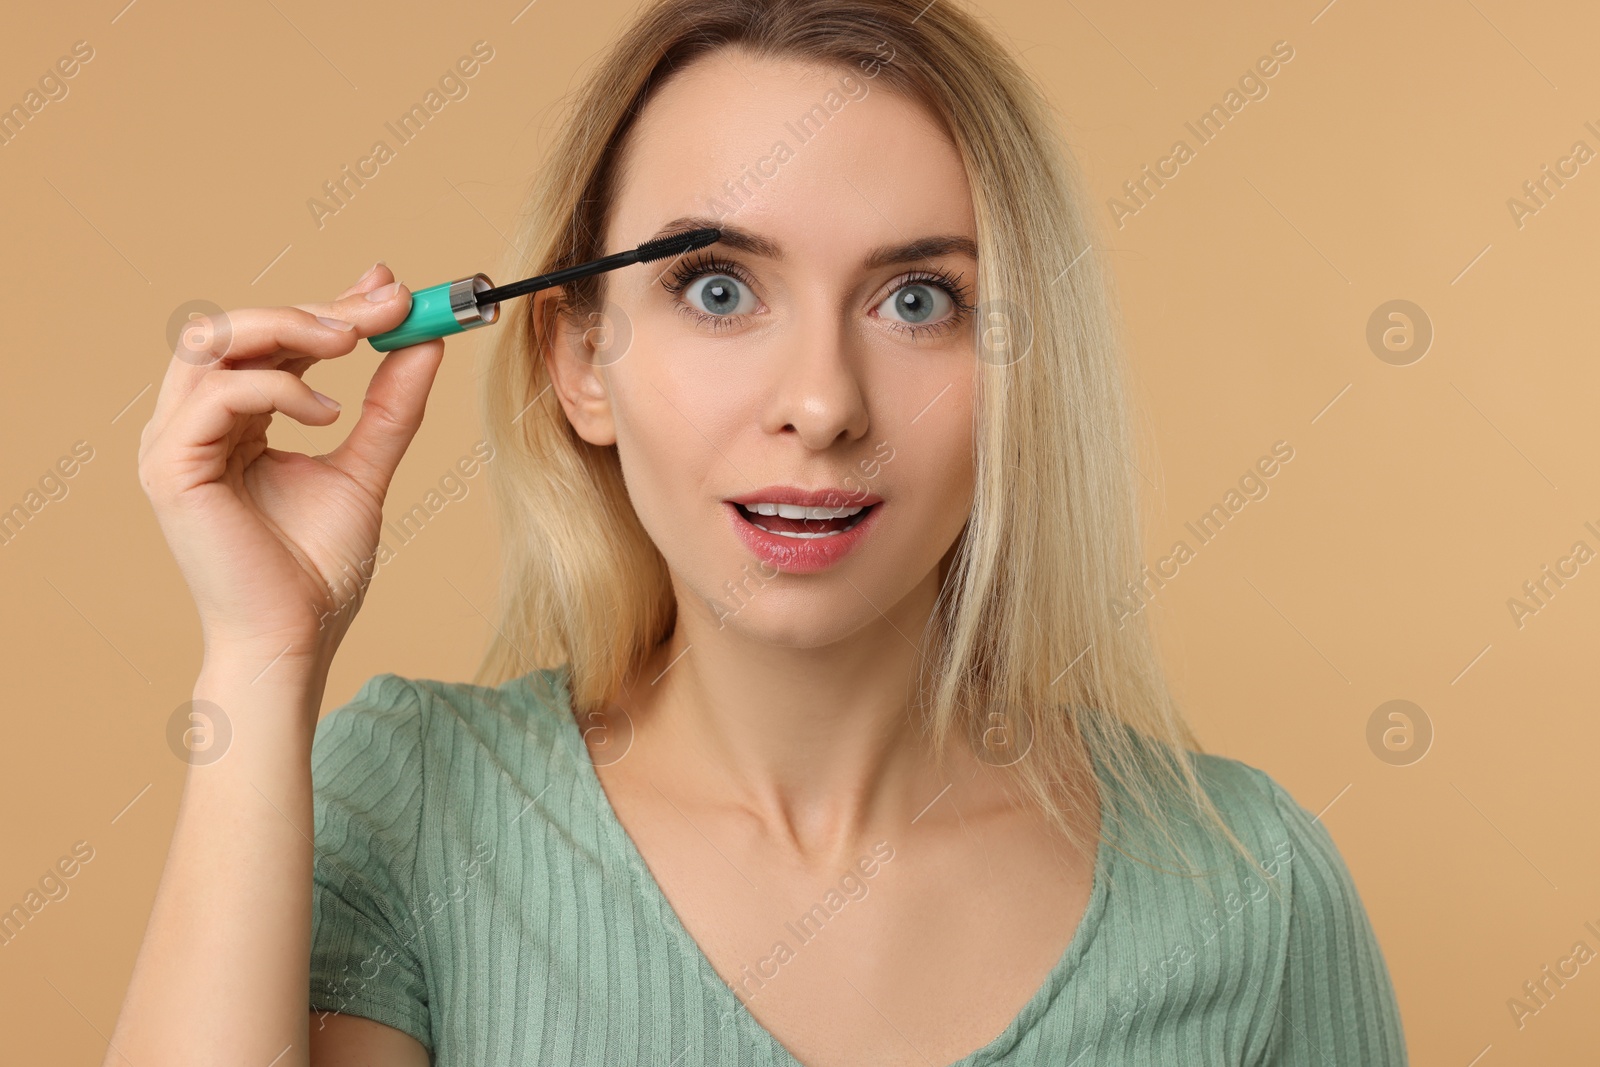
[541, 290, 617, 447]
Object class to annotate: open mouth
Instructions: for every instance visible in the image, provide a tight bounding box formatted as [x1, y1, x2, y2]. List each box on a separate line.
[733, 501, 876, 539]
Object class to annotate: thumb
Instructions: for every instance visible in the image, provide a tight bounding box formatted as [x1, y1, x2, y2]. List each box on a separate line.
[326, 338, 446, 499]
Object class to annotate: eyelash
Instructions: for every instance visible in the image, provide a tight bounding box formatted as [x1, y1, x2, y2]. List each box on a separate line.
[660, 252, 976, 337]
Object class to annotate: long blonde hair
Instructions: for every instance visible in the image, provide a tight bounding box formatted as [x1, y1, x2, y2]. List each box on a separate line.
[473, 0, 1266, 884]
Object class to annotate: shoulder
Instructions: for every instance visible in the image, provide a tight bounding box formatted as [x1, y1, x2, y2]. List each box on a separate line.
[311, 672, 426, 794]
[1187, 751, 1406, 1047]
[309, 664, 582, 893]
[1182, 753, 1408, 1057]
[1186, 750, 1391, 953]
[1099, 735, 1378, 927]
[1185, 749, 1303, 866]
[1095, 727, 1311, 878]
[1184, 749, 1364, 903]
[1091, 739, 1406, 1056]
[313, 665, 577, 776]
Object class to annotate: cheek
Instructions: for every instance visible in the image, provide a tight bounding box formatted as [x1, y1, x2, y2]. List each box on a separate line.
[901, 373, 976, 501]
[604, 348, 746, 519]
[915, 416, 977, 523]
[611, 338, 766, 450]
[866, 371, 976, 558]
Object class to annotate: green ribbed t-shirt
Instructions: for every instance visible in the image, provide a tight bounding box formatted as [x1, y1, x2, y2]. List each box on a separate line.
[308, 667, 1406, 1064]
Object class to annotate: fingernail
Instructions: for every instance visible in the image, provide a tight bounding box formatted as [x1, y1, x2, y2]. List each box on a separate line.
[312, 390, 341, 411]
[354, 261, 384, 286]
[316, 315, 355, 331]
[366, 281, 402, 302]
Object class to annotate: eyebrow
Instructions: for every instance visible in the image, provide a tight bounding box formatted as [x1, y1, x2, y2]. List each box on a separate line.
[647, 215, 978, 269]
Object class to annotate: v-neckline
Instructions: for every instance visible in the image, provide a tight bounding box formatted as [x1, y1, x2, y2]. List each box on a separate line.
[544, 664, 1115, 1067]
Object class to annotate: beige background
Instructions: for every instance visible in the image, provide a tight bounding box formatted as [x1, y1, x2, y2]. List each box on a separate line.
[2, 0, 1596, 1061]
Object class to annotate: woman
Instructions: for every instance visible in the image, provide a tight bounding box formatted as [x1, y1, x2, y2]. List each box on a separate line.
[113, 0, 1406, 1064]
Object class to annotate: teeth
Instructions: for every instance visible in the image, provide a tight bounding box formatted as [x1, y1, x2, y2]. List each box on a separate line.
[755, 527, 844, 539]
[736, 501, 874, 538]
[743, 502, 865, 519]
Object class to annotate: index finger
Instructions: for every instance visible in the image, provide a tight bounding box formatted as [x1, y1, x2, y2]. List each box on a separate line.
[150, 283, 412, 437]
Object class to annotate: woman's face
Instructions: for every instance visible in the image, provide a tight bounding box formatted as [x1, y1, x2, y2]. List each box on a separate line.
[553, 49, 979, 649]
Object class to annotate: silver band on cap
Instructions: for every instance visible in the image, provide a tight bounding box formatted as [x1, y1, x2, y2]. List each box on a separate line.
[449, 273, 500, 329]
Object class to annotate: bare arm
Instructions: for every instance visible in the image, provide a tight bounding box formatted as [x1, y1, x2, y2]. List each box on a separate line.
[311, 1013, 430, 1066]
[108, 263, 443, 1067]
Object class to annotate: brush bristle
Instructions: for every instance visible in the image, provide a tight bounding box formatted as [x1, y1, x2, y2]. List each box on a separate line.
[635, 227, 720, 263]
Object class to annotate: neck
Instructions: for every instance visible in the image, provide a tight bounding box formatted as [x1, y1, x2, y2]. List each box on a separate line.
[621, 569, 966, 861]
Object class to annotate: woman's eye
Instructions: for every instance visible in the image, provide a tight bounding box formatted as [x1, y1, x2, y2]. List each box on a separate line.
[683, 274, 757, 318]
[876, 282, 955, 327]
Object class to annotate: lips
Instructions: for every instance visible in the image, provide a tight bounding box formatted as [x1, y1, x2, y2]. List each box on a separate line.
[722, 486, 884, 573]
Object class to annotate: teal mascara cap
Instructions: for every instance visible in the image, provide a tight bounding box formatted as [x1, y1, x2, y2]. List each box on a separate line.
[368, 274, 499, 352]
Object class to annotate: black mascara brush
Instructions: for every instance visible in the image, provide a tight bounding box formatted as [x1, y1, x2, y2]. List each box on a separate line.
[367, 227, 722, 352]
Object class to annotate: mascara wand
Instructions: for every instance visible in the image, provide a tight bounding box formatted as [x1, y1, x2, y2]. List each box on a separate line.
[367, 227, 722, 352]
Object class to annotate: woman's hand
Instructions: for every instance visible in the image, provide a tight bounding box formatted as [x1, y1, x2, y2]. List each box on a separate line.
[138, 263, 445, 668]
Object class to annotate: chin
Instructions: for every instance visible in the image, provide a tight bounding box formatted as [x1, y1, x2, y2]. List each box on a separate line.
[703, 590, 885, 649]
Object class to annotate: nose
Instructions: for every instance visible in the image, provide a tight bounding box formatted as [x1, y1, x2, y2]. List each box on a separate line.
[762, 311, 871, 450]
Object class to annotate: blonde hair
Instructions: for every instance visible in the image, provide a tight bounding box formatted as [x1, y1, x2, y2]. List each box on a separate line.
[473, 0, 1268, 888]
